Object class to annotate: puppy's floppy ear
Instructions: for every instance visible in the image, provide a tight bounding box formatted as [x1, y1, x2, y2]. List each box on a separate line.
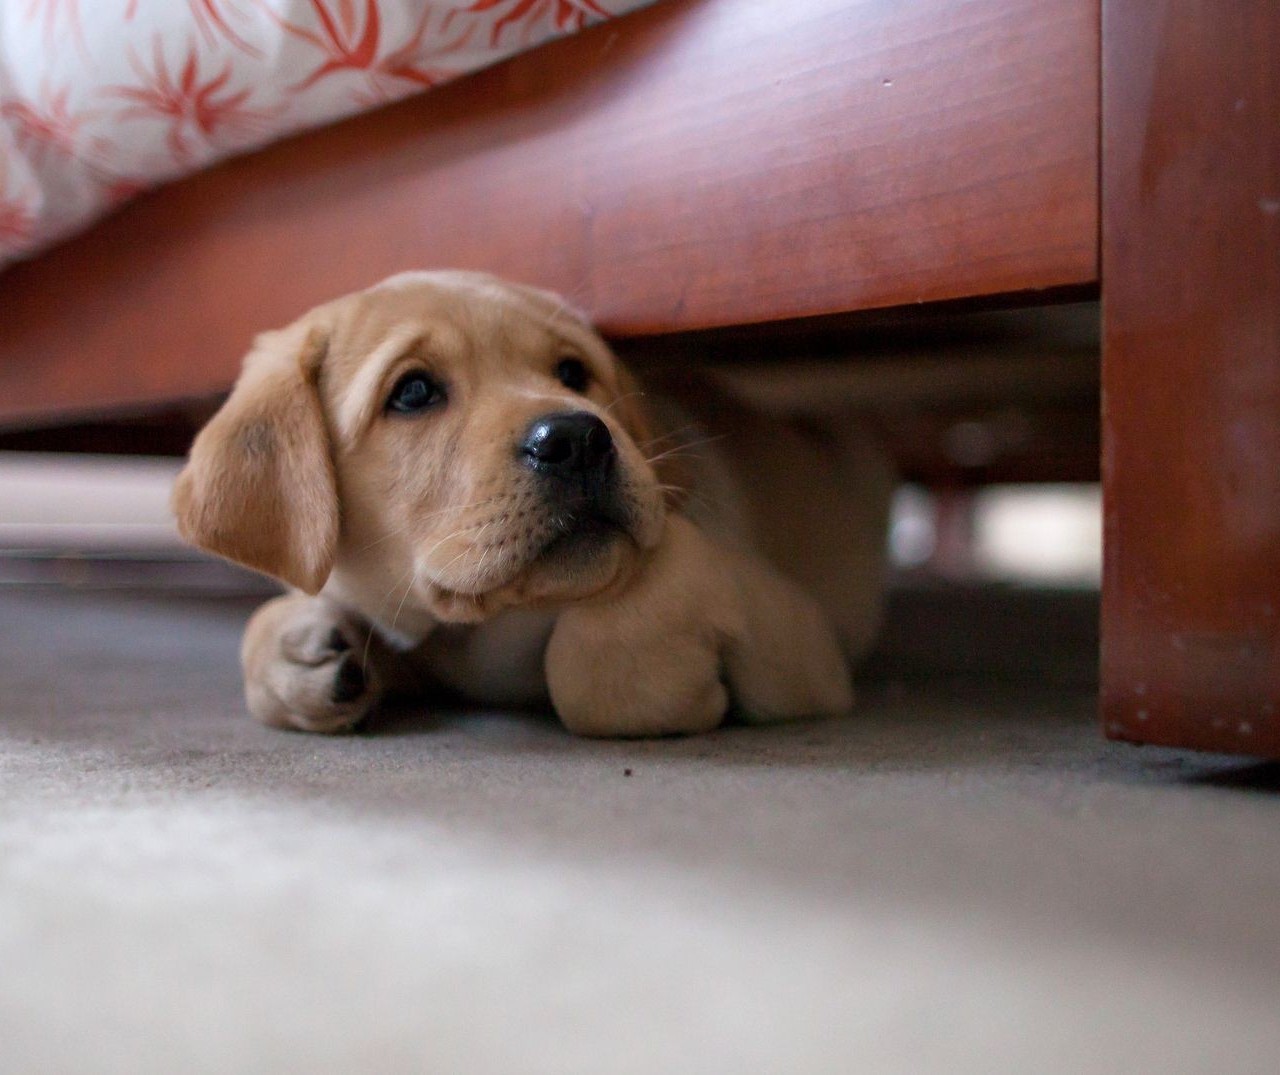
[173, 325, 338, 594]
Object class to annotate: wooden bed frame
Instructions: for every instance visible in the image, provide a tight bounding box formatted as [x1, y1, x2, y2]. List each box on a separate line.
[1, 0, 1276, 756]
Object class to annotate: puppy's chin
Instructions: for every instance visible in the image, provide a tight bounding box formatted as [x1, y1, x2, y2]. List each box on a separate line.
[425, 523, 644, 625]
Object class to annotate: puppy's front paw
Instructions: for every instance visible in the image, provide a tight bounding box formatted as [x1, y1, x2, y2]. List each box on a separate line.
[547, 619, 727, 738]
[242, 595, 382, 734]
[544, 515, 736, 738]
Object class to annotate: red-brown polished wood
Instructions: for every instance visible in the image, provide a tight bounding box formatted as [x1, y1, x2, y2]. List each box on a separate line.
[1101, 1, 1280, 755]
[0, 0, 1097, 428]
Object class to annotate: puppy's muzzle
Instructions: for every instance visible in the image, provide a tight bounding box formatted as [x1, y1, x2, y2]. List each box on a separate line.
[519, 411, 626, 533]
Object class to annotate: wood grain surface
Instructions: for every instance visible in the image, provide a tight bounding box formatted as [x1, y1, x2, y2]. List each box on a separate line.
[1101, 0, 1280, 755]
[0, 0, 1097, 427]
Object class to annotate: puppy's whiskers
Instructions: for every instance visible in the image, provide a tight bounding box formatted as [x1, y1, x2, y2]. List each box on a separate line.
[463, 538, 499, 592]
[601, 390, 646, 417]
[645, 435, 726, 468]
[354, 520, 413, 556]
[427, 518, 499, 589]
[388, 563, 420, 640]
[353, 496, 507, 554]
[638, 424, 702, 454]
[361, 559, 417, 671]
[656, 481, 720, 518]
[417, 518, 495, 566]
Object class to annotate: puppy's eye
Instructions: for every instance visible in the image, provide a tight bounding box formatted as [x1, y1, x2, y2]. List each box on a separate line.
[554, 357, 590, 393]
[386, 371, 445, 415]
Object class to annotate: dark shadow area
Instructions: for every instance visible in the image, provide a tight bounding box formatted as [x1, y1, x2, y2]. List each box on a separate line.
[1181, 761, 1280, 793]
[860, 580, 1100, 691]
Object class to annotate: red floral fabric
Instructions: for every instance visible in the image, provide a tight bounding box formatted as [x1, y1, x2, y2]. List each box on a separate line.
[0, 0, 655, 270]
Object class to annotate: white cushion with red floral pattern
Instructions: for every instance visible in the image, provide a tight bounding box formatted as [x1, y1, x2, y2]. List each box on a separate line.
[0, 0, 656, 271]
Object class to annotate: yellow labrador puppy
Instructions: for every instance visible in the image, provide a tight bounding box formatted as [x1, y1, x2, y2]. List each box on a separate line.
[173, 271, 893, 736]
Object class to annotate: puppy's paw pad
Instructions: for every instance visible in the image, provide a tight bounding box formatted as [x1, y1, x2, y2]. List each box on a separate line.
[255, 626, 380, 733]
[280, 619, 362, 667]
[330, 653, 368, 704]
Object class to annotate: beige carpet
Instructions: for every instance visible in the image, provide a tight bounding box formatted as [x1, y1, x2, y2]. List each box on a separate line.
[1, 586, 1278, 1074]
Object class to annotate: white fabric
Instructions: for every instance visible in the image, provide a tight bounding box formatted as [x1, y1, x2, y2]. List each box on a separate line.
[0, 0, 656, 270]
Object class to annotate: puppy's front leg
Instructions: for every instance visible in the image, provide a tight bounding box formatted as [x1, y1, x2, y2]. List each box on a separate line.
[716, 543, 855, 726]
[241, 592, 389, 733]
[545, 515, 853, 737]
[545, 516, 735, 737]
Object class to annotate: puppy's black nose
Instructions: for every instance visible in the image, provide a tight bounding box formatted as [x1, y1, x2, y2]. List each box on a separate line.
[520, 412, 614, 478]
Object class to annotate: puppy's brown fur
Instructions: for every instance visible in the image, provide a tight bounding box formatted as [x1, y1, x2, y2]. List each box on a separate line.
[174, 272, 893, 736]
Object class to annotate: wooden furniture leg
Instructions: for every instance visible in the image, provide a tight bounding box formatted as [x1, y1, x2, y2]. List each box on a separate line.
[1101, 1, 1280, 755]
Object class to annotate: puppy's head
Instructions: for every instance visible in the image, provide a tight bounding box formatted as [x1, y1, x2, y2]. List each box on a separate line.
[174, 272, 667, 623]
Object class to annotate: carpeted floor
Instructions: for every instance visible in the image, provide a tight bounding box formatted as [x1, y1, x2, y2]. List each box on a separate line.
[1, 585, 1278, 1074]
